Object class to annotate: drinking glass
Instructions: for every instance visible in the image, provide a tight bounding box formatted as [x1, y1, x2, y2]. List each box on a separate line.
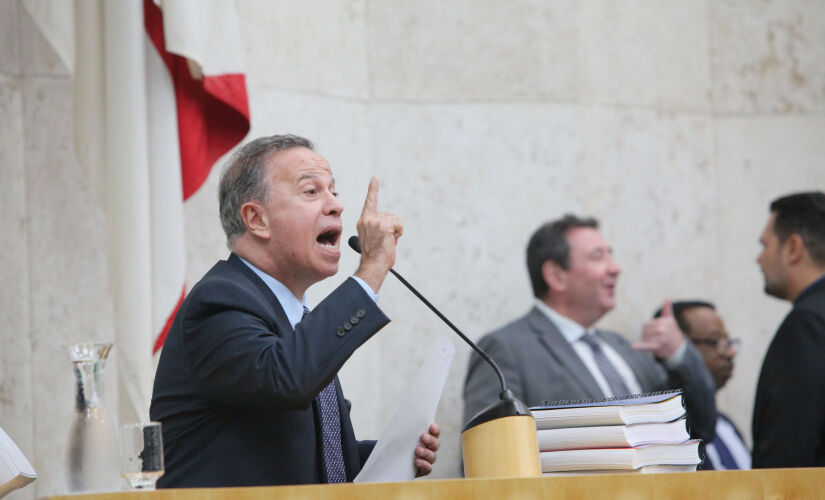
[119, 422, 164, 490]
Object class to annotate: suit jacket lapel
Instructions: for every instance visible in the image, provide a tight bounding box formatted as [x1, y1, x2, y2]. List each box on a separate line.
[227, 253, 293, 336]
[526, 307, 604, 399]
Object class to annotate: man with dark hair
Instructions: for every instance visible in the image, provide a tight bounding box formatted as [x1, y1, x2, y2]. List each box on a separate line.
[753, 191, 825, 468]
[658, 301, 750, 469]
[151, 134, 439, 487]
[463, 215, 717, 442]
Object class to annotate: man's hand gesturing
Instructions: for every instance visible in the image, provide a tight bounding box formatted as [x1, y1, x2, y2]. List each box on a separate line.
[354, 177, 403, 293]
[632, 299, 685, 359]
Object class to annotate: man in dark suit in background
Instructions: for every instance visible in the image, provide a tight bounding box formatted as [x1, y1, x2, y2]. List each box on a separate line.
[151, 134, 439, 487]
[660, 301, 750, 470]
[463, 215, 717, 442]
[753, 191, 825, 468]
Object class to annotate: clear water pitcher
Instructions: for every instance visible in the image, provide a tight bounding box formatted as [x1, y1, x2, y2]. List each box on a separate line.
[64, 342, 120, 493]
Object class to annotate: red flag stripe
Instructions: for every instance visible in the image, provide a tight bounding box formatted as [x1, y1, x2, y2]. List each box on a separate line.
[144, 0, 250, 353]
[154, 286, 185, 354]
[143, 0, 251, 200]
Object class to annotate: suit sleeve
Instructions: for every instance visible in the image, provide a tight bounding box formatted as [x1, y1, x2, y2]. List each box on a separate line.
[181, 277, 390, 409]
[752, 309, 825, 467]
[463, 334, 524, 427]
[664, 341, 718, 443]
[357, 440, 377, 467]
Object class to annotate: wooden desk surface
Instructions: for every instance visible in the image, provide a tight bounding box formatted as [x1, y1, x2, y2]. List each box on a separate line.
[44, 468, 825, 500]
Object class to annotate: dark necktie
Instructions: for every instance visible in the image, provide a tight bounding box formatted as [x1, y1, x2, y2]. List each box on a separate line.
[712, 433, 740, 469]
[580, 331, 631, 398]
[301, 306, 346, 483]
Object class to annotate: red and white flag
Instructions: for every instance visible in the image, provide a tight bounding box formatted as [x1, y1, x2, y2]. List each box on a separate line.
[144, 0, 250, 353]
[70, 0, 249, 422]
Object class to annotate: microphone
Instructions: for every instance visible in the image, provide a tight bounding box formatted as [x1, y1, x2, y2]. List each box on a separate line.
[348, 235, 540, 478]
[347, 236, 541, 478]
[347, 235, 511, 399]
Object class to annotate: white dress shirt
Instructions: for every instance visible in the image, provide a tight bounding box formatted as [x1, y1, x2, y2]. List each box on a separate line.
[705, 415, 752, 470]
[534, 300, 643, 398]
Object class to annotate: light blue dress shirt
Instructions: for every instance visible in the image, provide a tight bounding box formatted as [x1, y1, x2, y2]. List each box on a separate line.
[238, 256, 377, 327]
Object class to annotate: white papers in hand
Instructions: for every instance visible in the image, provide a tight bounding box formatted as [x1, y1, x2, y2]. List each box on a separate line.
[354, 336, 455, 483]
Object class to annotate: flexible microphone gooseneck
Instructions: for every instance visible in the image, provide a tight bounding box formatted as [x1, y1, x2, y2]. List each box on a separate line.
[347, 235, 511, 400]
[348, 235, 540, 478]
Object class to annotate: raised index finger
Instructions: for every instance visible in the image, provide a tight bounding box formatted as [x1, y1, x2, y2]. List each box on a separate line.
[361, 176, 379, 217]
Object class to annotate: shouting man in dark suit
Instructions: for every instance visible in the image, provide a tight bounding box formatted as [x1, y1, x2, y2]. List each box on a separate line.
[753, 191, 825, 468]
[463, 215, 717, 442]
[151, 134, 439, 487]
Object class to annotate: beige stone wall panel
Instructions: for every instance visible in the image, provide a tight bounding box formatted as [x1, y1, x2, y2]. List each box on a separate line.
[0, 0, 21, 74]
[236, 0, 369, 98]
[369, 0, 710, 111]
[710, 0, 825, 114]
[369, 0, 580, 102]
[577, 0, 711, 111]
[18, 3, 68, 76]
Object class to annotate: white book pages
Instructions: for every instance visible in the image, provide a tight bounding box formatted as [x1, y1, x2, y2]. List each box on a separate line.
[539, 440, 701, 472]
[542, 464, 697, 476]
[0, 427, 36, 499]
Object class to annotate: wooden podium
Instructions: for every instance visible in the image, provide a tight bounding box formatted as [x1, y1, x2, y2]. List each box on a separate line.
[43, 468, 825, 499]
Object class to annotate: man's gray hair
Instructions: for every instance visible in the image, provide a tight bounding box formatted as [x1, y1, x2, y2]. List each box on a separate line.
[219, 134, 314, 249]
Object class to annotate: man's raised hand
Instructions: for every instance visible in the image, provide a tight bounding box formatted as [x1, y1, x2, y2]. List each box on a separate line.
[632, 299, 685, 359]
[354, 177, 403, 293]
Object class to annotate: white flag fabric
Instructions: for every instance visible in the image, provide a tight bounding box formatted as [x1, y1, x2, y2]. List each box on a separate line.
[143, 0, 250, 357]
[33, 0, 251, 423]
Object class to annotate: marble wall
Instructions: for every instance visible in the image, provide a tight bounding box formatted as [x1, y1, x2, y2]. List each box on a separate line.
[1, 0, 824, 496]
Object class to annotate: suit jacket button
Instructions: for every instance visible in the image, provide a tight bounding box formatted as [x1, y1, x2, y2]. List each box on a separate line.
[336, 326, 346, 337]
[350, 316, 359, 324]
[343, 322, 353, 331]
[356, 309, 366, 318]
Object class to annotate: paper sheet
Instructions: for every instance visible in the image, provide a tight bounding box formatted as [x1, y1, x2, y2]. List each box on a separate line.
[354, 336, 455, 483]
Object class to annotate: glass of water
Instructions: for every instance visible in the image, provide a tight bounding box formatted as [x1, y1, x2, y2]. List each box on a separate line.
[119, 422, 164, 490]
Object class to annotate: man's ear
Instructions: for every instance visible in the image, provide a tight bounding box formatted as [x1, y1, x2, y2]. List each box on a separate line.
[783, 233, 806, 265]
[240, 201, 270, 240]
[541, 260, 566, 293]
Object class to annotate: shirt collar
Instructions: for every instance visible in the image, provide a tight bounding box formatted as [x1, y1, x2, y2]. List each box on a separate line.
[534, 299, 590, 343]
[238, 256, 308, 329]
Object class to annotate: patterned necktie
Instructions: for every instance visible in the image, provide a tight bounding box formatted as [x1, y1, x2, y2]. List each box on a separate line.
[580, 331, 631, 398]
[301, 306, 347, 483]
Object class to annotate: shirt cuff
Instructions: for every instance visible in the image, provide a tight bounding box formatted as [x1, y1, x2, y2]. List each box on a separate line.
[351, 276, 379, 303]
[663, 338, 687, 368]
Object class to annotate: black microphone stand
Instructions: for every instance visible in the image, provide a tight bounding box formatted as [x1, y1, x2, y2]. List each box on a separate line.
[347, 236, 540, 478]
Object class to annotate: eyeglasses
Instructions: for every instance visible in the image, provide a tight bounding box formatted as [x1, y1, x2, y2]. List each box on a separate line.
[691, 337, 741, 354]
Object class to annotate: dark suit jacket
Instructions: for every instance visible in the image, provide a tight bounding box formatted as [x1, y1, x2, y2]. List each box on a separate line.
[752, 275, 825, 468]
[463, 307, 717, 441]
[150, 254, 390, 487]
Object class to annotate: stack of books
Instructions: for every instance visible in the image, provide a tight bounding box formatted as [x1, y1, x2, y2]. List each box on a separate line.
[0, 426, 37, 498]
[529, 390, 702, 475]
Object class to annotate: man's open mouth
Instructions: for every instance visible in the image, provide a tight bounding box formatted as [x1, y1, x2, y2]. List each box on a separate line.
[316, 227, 341, 249]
